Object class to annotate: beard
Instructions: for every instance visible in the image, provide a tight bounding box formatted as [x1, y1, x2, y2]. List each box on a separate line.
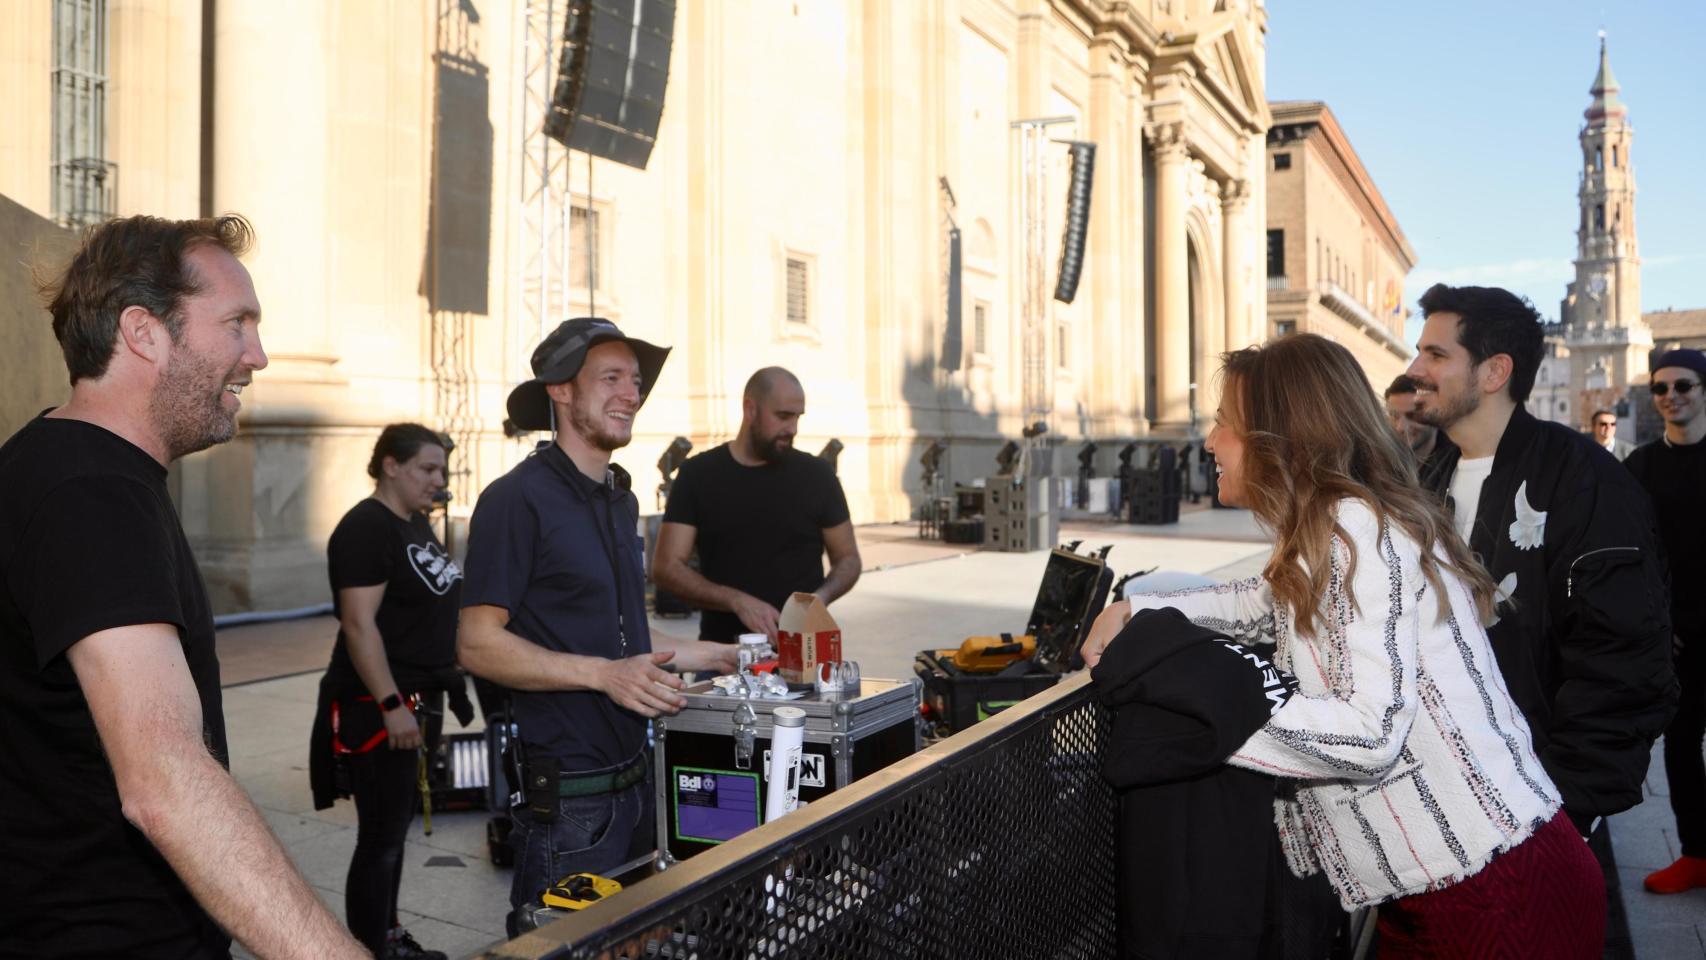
[1411, 382, 1478, 430]
[149, 343, 238, 460]
[567, 391, 631, 453]
[751, 428, 793, 464]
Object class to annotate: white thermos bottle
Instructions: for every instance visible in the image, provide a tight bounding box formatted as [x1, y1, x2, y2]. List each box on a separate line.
[764, 706, 807, 823]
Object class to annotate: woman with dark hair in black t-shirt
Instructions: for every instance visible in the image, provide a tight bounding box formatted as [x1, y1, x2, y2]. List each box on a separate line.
[314, 423, 464, 960]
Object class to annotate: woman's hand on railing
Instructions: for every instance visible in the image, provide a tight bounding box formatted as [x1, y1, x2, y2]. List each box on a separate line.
[1080, 600, 1131, 671]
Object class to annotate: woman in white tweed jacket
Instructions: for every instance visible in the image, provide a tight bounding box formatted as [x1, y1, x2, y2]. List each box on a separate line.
[1083, 335, 1604, 958]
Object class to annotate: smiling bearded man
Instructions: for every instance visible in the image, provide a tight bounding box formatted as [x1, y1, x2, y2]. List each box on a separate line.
[1406, 283, 1674, 893]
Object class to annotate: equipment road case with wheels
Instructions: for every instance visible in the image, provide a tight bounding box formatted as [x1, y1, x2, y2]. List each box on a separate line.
[654, 677, 920, 866]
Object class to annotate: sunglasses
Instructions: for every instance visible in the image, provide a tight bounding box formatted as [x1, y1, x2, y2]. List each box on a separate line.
[1651, 380, 1699, 397]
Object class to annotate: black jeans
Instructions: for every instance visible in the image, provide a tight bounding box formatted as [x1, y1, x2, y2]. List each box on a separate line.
[345, 745, 420, 956]
[1665, 637, 1706, 858]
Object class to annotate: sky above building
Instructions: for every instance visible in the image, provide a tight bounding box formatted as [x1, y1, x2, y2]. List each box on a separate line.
[1265, 1, 1706, 342]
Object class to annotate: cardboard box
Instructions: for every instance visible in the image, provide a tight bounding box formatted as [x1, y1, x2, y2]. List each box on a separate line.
[776, 592, 842, 684]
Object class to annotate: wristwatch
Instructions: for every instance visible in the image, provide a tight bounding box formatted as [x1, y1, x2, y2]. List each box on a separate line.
[378, 693, 404, 713]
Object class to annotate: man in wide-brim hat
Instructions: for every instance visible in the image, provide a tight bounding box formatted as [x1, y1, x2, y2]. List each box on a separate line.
[457, 317, 737, 934]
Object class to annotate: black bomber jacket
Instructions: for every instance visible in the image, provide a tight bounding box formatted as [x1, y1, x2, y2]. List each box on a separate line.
[1420, 407, 1678, 826]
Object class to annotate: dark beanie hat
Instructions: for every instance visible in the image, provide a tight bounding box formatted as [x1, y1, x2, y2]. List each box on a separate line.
[1653, 349, 1706, 380]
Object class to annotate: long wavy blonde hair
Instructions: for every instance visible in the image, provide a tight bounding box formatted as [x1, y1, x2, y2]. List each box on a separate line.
[1219, 334, 1495, 636]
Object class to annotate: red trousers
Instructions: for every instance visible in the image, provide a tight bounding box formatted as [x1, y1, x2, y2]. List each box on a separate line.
[1376, 812, 1606, 959]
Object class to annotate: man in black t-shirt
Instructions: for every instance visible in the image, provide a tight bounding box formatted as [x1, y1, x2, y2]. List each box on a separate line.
[1625, 349, 1706, 895]
[655, 367, 861, 641]
[0, 216, 363, 958]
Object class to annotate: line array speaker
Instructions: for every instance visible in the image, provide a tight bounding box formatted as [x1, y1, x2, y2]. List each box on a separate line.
[1053, 140, 1096, 304]
[543, 0, 676, 170]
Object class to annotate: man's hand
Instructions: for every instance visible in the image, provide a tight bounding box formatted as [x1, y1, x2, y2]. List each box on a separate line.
[702, 642, 739, 675]
[595, 651, 687, 717]
[1080, 601, 1132, 670]
[383, 706, 422, 750]
[731, 593, 782, 639]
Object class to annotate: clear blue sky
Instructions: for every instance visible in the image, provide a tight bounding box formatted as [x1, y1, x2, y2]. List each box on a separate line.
[1265, 1, 1706, 340]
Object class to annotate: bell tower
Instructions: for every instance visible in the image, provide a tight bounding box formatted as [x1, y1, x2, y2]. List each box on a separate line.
[1563, 33, 1650, 418]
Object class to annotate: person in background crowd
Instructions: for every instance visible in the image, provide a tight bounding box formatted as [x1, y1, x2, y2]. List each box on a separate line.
[309, 423, 471, 959]
[1406, 283, 1675, 875]
[1591, 409, 1635, 461]
[1083, 334, 1603, 958]
[0, 214, 365, 958]
[654, 367, 860, 642]
[1624, 349, 1706, 894]
[1383, 374, 1444, 467]
[457, 318, 736, 935]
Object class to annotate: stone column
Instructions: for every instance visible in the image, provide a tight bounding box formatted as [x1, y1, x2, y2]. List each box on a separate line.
[1221, 178, 1252, 351]
[183, 0, 352, 612]
[1150, 120, 1191, 429]
[211, 0, 337, 374]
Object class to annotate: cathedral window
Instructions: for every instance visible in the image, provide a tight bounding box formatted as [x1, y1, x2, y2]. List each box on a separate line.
[1595, 147, 1603, 170]
[1595, 204, 1605, 230]
[1612, 144, 1619, 167]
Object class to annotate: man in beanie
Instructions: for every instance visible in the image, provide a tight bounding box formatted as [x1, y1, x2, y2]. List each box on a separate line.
[457, 318, 736, 932]
[1625, 348, 1706, 894]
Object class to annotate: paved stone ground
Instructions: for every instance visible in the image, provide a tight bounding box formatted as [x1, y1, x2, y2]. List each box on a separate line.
[216, 510, 1697, 958]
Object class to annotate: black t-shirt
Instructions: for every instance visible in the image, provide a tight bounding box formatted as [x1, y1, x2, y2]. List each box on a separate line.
[0, 414, 230, 959]
[460, 444, 651, 770]
[662, 444, 851, 641]
[323, 498, 463, 696]
[1626, 437, 1706, 636]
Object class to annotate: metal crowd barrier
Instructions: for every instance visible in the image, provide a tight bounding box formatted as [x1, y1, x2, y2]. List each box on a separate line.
[476, 672, 1116, 960]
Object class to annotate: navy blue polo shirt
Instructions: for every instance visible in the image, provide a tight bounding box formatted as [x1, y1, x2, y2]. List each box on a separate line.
[461, 443, 651, 770]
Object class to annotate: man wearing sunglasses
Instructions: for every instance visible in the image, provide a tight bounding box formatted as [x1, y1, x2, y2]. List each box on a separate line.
[1590, 409, 1636, 461]
[1625, 349, 1706, 894]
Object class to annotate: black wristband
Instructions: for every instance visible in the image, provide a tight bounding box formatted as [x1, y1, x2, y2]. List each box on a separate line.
[379, 693, 403, 713]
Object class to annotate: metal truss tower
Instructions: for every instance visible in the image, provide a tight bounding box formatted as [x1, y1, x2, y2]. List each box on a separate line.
[516, 0, 575, 388]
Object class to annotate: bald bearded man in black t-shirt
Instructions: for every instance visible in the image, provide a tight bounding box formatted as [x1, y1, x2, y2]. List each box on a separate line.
[655, 367, 862, 641]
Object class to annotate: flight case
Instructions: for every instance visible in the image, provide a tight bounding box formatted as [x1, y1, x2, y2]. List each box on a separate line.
[654, 677, 920, 865]
[914, 543, 1115, 736]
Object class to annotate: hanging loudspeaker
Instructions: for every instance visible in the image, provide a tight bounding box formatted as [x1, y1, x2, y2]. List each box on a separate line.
[1053, 141, 1096, 304]
[543, 0, 676, 170]
[941, 226, 963, 372]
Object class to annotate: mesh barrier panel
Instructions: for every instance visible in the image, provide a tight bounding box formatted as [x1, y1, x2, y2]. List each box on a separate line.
[484, 676, 1116, 960]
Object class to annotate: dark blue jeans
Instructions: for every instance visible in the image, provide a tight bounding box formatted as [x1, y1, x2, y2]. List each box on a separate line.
[507, 777, 647, 920]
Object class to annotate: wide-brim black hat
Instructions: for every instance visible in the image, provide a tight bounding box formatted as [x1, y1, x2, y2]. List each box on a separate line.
[505, 317, 671, 432]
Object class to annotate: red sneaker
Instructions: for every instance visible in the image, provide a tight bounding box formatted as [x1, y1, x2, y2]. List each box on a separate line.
[1643, 856, 1706, 894]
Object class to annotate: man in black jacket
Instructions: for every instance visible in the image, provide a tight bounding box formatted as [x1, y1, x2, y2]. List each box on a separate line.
[1407, 284, 1676, 854]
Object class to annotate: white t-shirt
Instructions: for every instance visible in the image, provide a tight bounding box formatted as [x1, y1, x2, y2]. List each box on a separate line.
[1449, 456, 1496, 544]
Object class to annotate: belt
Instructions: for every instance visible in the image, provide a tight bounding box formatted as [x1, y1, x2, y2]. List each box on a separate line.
[541, 752, 648, 798]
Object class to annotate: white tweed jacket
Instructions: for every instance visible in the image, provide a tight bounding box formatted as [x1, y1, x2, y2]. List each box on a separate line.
[1128, 498, 1559, 909]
